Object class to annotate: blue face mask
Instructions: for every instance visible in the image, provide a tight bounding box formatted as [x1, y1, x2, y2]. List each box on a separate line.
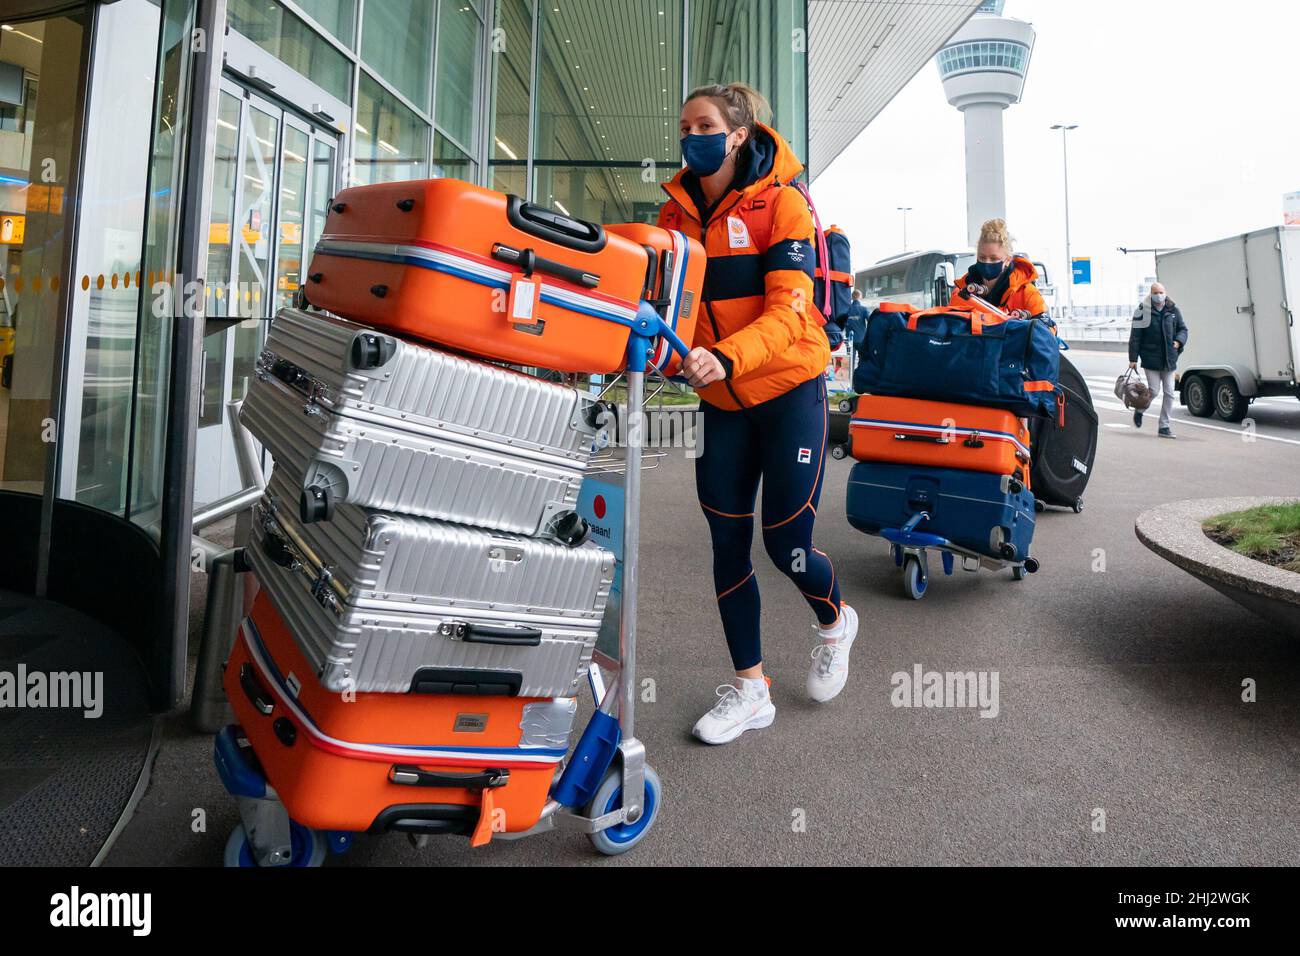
[972, 260, 1004, 282]
[681, 132, 732, 177]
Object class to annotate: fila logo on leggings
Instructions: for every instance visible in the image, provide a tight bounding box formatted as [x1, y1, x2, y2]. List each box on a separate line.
[797, 447, 812, 464]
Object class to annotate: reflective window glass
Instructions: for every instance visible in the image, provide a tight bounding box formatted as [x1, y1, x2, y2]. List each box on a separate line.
[0, 14, 85, 496]
[293, 0, 356, 47]
[354, 71, 430, 184]
[361, 0, 434, 111]
[436, 0, 482, 151]
[227, 0, 352, 103]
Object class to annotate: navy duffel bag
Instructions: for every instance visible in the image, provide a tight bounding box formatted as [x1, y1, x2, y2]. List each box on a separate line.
[852, 303, 1062, 419]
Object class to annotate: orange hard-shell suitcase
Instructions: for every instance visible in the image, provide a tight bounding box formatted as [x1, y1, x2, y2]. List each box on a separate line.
[304, 179, 700, 374]
[606, 222, 705, 375]
[850, 394, 1032, 483]
[224, 593, 573, 845]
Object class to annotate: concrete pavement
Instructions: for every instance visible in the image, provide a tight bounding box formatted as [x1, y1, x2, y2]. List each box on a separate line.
[107, 368, 1300, 866]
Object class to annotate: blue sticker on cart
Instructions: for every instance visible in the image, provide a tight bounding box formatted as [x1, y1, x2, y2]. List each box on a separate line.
[578, 480, 624, 665]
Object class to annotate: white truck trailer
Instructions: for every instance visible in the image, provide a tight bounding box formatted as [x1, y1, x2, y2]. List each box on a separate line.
[1155, 226, 1300, 422]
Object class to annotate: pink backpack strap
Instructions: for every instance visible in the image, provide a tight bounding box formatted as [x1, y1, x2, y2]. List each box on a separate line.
[793, 180, 832, 318]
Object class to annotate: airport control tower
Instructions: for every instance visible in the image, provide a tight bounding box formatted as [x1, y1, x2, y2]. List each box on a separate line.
[938, 0, 1036, 247]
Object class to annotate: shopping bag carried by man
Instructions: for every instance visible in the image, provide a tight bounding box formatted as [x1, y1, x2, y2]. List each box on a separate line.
[1113, 367, 1154, 411]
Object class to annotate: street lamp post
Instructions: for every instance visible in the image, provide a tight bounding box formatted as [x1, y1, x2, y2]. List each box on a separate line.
[1050, 124, 1078, 318]
[897, 206, 913, 251]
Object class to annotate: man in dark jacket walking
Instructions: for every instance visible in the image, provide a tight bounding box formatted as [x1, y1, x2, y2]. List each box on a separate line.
[1128, 282, 1189, 438]
[843, 289, 868, 371]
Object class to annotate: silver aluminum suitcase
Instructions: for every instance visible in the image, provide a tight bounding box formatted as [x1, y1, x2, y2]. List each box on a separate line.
[240, 308, 608, 543]
[247, 470, 616, 697]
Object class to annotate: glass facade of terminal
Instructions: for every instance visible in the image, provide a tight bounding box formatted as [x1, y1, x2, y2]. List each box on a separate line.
[0, 0, 809, 702]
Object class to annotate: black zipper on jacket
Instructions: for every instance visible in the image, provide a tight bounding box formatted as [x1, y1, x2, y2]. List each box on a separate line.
[704, 299, 748, 410]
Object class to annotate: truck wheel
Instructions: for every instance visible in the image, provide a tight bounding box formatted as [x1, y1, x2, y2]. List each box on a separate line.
[1213, 378, 1248, 423]
[1183, 374, 1212, 418]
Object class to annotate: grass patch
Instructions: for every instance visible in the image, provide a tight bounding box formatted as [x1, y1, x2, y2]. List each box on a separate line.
[602, 383, 700, 408]
[1203, 503, 1300, 573]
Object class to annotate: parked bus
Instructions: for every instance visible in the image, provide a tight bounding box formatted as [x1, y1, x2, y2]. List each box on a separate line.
[855, 250, 1056, 313]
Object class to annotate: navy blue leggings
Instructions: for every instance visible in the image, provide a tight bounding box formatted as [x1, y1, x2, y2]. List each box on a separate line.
[695, 376, 842, 671]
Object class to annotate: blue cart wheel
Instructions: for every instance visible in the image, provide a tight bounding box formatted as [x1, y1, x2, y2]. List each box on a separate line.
[224, 820, 326, 868]
[587, 764, 662, 856]
[903, 556, 928, 600]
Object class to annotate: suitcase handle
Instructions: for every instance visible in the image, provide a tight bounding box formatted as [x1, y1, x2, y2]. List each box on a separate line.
[506, 194, 606, 253]
[238, 663, 274, 716]
[269, 358, 309, 390]
[260, 529, 299, 570]
[389, 765, 510, 791]
[492, 243, 599, 289]
[442, 622, 544, 647]
[893, 432, 950, 446]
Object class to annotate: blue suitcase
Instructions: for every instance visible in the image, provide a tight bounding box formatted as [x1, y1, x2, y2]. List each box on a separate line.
[846, 460, 1036, 562]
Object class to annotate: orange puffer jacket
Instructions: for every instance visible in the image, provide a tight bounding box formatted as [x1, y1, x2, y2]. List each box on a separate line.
[658, 124, 830, 410]
[951, 256, 1047, 317]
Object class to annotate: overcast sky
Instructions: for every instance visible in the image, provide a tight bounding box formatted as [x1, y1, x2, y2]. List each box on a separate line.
[810, 0, 1300, 306]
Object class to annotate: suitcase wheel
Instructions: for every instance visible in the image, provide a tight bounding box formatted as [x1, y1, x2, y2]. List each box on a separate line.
[552, 511, 592, 548]
[830, 444, 847, 461]
[395, 198, 416, 212]
[223, 820, 325, 868]
[292, 284, 310, 310]
[369, 284, 389, 299]
[300, 486, 334, 524]
[587, 764, 662, 857]
[350, 332, 397, 371]
[1034, 499, 1046, 514]
[1024, 557, 1040, 574]
[903, 555, 928, 600]
[997, 542, 1017, 561]
[331, 201, 347, 214]
[837, 397, 855, 415]
[1072, 498, 1084, 514]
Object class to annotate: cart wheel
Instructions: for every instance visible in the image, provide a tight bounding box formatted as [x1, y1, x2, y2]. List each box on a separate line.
[1072, 498, 1084, 514]
[903, 556, 928, 600]
[586, 764, 662, 856]
[223, 820, 326, 868]
[1012, 565, 1027, 581]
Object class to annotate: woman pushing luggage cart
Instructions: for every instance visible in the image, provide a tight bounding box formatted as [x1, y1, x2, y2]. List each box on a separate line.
[659, 83, 860, 742]
[844, 222, 1058, 599]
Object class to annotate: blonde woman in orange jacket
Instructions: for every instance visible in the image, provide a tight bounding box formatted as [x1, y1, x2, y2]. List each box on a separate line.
[951, 218, 1048, 318]
[659, 84, 858, 745]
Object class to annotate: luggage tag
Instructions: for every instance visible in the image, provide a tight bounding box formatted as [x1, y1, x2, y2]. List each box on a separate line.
[508, 274, 540, 326]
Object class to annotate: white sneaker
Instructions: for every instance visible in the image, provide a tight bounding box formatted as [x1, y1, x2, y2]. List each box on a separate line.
[691, 677, 775, 745]
[807, 604, 859, 703]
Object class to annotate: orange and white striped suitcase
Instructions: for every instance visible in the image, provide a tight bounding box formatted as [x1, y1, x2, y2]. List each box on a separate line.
[224, 592, 574, 843]
[849, 394, 1031, 482]
[303, 179, 700, 374]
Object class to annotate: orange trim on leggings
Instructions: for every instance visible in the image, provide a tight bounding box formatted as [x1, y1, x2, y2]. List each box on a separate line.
[702, 503, 755, 520]
[717, 570, 756, 602]
[762, 401, 829, 531]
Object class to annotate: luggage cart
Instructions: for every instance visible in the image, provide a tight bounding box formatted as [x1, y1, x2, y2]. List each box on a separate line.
[216, 304, 688, 864]
[875, 511, 1040, 601]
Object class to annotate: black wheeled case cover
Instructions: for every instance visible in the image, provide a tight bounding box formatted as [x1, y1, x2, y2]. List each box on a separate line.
[1029, 354, 1098, 508]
